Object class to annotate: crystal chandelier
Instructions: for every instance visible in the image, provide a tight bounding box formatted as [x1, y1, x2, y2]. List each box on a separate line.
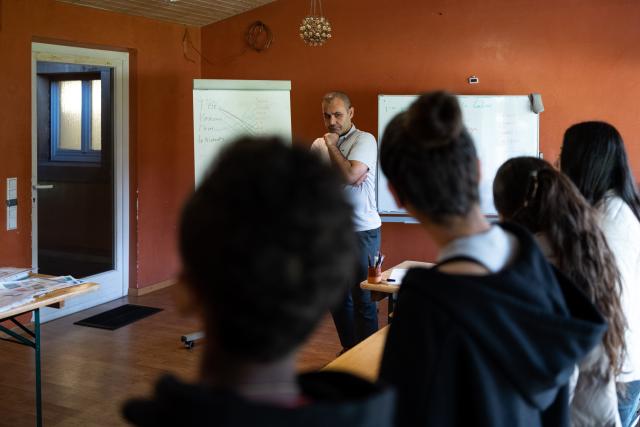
[299, 0, 332, 46]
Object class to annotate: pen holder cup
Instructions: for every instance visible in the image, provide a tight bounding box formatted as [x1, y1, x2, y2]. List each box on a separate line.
[368, 266, 383, 284]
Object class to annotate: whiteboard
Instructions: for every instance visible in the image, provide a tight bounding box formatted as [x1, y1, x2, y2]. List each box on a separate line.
[193, 79, 292, 185]
[378, 95, 539, 216]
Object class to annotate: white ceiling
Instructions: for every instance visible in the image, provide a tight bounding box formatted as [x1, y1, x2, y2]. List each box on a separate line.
[56, 0, 278, 27]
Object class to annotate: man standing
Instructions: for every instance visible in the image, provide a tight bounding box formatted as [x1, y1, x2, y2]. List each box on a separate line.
[312, 91, 381, 351]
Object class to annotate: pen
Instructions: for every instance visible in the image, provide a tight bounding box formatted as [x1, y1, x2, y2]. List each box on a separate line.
[386, 278, 396, 282]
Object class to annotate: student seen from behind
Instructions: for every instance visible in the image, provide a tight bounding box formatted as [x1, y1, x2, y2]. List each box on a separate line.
[560, 121, 640, 427]
[122, 137, 395, 427]
[494, 156, 627, 426]
[377, 91, 606, 427]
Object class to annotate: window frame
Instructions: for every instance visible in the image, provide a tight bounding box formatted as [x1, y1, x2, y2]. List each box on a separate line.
[50, 78, 101, 163]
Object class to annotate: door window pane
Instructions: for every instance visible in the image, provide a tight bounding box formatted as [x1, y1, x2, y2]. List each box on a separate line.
[59, 80, 82, 150]
[91, 80, 102, 151]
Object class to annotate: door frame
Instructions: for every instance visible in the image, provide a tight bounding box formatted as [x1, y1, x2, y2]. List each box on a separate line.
[31, 42, 130, 317]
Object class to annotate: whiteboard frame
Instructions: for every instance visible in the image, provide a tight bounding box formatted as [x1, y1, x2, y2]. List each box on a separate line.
[194, 79, 291, 91]
[377, 94, 540, 219]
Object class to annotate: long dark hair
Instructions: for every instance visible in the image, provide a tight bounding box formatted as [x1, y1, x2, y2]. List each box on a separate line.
[493, 157, 626, 377]
[561, 121, 640, 221]
[380, 91, 479, 224]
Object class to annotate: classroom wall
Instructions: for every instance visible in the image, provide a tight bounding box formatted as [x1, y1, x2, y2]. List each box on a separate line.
[0, 0, 200, 288]
[201, 0, 640, 265]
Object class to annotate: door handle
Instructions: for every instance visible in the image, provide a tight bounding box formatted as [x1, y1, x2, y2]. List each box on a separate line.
[33, 184, 55, 190]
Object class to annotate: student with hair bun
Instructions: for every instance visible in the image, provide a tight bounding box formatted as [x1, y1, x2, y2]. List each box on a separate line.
[378, 91, 606, 427]
[494, 156, 626, 426]
[561, 122, 640, 427]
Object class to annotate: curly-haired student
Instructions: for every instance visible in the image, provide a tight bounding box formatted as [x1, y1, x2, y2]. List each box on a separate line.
[122, 137, 395, 427]
[494, 156, 627, 426]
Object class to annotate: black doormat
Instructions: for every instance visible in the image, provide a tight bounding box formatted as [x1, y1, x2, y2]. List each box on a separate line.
[74, 304, 162, 330]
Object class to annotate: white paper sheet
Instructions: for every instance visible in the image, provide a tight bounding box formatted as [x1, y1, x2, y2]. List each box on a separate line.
[0, 276, 84, 314]
[0, 267, 31, 282]
[387, 268, 408, 285]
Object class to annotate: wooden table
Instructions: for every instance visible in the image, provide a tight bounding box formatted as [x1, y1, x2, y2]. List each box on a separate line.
[360, 260, 433, 322]
[0, 281, 98, 427]
[324, 261, 433, 381]
[323, 325, 389, 381]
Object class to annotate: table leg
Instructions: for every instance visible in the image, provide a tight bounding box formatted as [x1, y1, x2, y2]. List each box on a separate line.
[387, 294, 395, 324]
[0, 312, 43, 426]
[35, 308, 42, 427]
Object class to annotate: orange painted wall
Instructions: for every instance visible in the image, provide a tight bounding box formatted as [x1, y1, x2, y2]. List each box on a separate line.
[201, 0, 640, 264]
[0, 0, 200, 287]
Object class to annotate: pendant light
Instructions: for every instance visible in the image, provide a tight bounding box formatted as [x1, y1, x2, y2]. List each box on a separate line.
[299, 0, 332, 46]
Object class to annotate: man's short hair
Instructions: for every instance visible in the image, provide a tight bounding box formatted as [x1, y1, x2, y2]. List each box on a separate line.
[323, 91, 352, 109]
[179, 137, 357, 362]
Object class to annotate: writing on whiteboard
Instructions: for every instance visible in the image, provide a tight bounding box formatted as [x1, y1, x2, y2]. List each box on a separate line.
[193, 89, 292, 186]
[377, 95, 539, 216]
[196, 97, 273, 144]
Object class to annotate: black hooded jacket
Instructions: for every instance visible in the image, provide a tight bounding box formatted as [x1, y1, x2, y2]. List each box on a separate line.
[122, 371, 395, 427]
[379, 222, 607, 427]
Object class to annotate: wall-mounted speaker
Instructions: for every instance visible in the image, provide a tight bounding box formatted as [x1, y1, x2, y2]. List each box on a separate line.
[529, 93, 544, 114]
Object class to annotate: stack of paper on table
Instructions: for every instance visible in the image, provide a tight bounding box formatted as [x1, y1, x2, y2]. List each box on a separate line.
[387, 268, 408, 285]
[0, 267, 32, 283]
[0, 275, 84, 314]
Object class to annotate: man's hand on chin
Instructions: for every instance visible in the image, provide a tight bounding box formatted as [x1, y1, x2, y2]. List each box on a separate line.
[323, 133, 339, 147]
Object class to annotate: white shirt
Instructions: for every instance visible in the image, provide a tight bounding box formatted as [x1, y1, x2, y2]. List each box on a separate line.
[598, 194, 640, 383]
[437, 225, 518, 273]
[335, 125, 381, 232]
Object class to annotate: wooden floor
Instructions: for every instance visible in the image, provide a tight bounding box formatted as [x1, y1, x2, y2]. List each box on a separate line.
[0, 288, 388, 426]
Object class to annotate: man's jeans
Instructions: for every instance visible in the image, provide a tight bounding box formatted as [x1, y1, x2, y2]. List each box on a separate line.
[619, 380, 640, 427]
[331, 227, 381, 349]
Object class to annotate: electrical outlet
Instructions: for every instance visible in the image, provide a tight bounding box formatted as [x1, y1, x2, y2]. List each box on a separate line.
[6, 177, 17, 230]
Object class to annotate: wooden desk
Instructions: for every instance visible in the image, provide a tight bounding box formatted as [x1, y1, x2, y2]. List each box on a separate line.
[323, 325, 389, 381]
[360, 260, 433, 322]
[0, 281, 98, 427]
